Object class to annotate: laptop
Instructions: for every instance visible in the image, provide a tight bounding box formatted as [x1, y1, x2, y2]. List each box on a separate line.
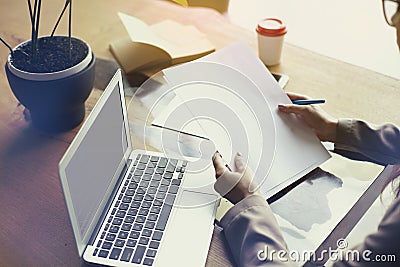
[59, 69, 219, 267]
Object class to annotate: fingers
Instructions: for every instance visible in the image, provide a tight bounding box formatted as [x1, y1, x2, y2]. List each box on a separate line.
[286, 92, 310, 101]
[234, 152, 245, 172]
[278, 103, 310, 116]
[212, 151, 227, 178]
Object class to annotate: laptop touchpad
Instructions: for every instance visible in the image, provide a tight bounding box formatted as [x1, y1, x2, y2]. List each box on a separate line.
[177, 189, 219, 208]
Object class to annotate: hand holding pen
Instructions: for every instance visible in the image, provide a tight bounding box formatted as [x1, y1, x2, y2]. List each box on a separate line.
[278, 92, 338, 142]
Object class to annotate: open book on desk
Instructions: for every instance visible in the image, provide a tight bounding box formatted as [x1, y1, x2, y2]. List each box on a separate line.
[110, 13, 215, 73]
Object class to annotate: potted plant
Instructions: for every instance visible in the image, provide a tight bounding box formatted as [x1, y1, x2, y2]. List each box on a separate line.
[1, 0, 95, 132]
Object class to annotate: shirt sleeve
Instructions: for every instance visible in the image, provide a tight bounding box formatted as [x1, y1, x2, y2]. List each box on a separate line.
[220, 194, 296, 267]
[334, 119, 400, 165]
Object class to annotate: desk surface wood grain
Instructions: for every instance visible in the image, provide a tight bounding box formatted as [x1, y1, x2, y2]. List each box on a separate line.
[0, 0, 398, 266]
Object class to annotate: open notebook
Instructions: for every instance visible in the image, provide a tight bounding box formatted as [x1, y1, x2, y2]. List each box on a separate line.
[110, 13, 215, 73]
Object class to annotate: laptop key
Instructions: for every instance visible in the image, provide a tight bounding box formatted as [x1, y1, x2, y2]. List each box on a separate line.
[155, 194, 175, 231]
[142, 174, 152, 181]
[143, 258, 154, 266]
[163, 172, 173, 179]
[150, 156, 159, 162]
[158, 185, 168, 192]
[109, 247, 122, 260]
[131, 245, 146, 264]
[150, 206, 161, 214]
[145, 168, 154, 175]
[139, 209, 149, 216]
[121, 247, 134, 262]
[115, 210, 126, 218]
[148, 214, 158, 221]
[128, 183, 137, 190]
[145, 194, 155, 201]
[139, 155, 150, 164]
[131, 201, 141, 209]
[126, 189, 135, 196]
[130, 230, 140, 239]
[150, 180, 160, 188]
[118, 231, 129, 239]
[165, 163, 175, 173]
[161, 179, 170, 186]
[142, 229, 152, 237]
[147, 187, 157, 194]
[137, 163, 146, 170]
[146, 249, 157, 258]
[134, 194, 144, 201]
[155, 168, 164, 174]
[136, 187, 146, 195]
[119, 203, 129, 210]
[102, 241, 112, 250]
[139, 236, 149, 245]
[142, 201, 152, 208]
[126, 239, 137, 247]
[153, 200, 162, 206]
[171, 179, 181, 186]
[112, 218, 123, 225]
[133, 223, 143, 231]
[136, 215, 146, 223]
[122, 196, 132, 203]
[111, 208, 117, 215]
[124, 216, 134, 223]
[149, 241, 160, 249]
[140, 181, 149, 188]
[168, 185, 179, 194]
[121, 223, 132, 231]
[105, 233, 116, 242]
[156, 192, 166, 200]
[98, 250, 109, 258]
[152, 231, 163, 241]
[158, 158, 168, 168]
[109, 225, 120, 233]
[115, 239, 125, 247]
[145, 221, 155, 229]
[134, 169, 143, 176]
[153, 174, 162, 181]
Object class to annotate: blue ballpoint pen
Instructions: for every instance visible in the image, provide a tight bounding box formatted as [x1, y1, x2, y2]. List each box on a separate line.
[292, 99, 325, 105]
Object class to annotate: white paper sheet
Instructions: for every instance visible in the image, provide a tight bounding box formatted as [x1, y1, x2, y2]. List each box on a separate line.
[154, 41, 331, 198]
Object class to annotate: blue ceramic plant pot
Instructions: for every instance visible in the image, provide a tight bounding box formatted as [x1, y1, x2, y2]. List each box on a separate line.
[5, 36, 95, 132]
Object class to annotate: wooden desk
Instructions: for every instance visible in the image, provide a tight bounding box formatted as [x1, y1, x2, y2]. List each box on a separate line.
[0, 0, 398, 266]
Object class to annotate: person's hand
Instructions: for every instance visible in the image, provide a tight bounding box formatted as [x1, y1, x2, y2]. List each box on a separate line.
[212, 151, 261, 204]
[278, 92, 338, 142]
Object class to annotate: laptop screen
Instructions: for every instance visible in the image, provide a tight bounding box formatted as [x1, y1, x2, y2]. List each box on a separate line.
[64, 81, 129, 243]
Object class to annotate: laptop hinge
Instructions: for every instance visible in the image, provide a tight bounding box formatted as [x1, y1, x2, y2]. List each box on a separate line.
[87, 159, 132, 246]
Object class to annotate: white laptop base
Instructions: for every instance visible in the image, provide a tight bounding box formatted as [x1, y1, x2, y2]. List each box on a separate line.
[59, 70, 219, 267]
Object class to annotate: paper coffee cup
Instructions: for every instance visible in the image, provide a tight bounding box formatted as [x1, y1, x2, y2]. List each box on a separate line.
[256, 18, 287, 66]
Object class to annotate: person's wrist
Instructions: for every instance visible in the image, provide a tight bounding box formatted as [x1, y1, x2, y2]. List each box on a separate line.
[325, 119, 338, 142]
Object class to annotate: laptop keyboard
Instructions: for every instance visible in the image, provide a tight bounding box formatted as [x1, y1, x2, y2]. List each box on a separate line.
[92, 153, 187, 266]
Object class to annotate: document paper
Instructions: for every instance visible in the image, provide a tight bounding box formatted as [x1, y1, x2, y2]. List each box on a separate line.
[153, 41, 331, 198]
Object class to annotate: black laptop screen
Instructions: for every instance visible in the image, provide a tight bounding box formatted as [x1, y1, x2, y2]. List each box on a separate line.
[65, 83, 128, 239]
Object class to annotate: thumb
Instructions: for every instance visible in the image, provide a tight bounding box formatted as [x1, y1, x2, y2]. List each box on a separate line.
[234, 152, 245, 172]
